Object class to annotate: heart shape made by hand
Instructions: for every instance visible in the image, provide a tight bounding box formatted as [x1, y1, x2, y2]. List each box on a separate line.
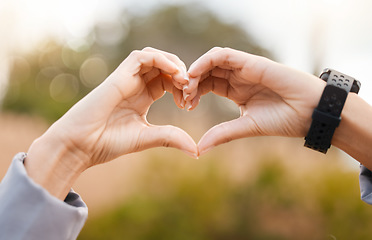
[24, 46, 363, 202]
[47, 47, 322, 168]
[141, 47, 323, 159]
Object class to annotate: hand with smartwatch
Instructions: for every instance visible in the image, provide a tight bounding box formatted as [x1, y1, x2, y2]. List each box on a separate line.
[185, 47, 372, 171]
[3, 47, 372, 240]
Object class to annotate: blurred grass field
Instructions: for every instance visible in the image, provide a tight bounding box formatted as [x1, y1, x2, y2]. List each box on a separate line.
[76, 140, 372, 240]
[1, 112, 371, 239]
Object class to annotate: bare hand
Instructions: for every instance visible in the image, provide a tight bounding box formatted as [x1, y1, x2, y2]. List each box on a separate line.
[185, 47, 326, 156]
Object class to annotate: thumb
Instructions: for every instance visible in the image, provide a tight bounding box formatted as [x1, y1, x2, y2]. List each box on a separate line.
[198, 116, 257, 156]
[141, 124, 198, 158]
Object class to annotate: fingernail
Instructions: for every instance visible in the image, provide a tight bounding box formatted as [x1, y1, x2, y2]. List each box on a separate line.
[182, 150, 198, 159]
[180, 99, 185, 108]
[183, 85, 189, 91]
[185, 101, 192, 111]
[181, 68, 189, 82]
[184, 93, 191, 101]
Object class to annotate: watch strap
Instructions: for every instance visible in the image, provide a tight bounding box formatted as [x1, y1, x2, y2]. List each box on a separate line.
[304, 69, 359, 153]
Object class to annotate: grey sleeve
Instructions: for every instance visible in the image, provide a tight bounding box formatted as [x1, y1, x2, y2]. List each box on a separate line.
[0, 153, 88, 240]
[359, 165, 372, 205]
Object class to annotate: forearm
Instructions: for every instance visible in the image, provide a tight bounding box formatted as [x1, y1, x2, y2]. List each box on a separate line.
[333, 93, 372, 170]
[24, 130, 89, 200]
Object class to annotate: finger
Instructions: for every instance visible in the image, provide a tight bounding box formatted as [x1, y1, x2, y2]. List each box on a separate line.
[184, 95, 200, 111]
[172, 86, 185, 109]
[184, 47, 223, 95]
[185, 76, 231, 109]
[172, 78, 184, 90]
[188, 47, 248, 77]
[183, 70, 215, 101]
[146, 74, 173, 101]
[142, 124, 198, 158]
[141, 68, 162, 84]
[202, 76, 231, 98]
[142, 47, 189, 85]
[192, 70, 233, 101]
[187, 46, 224, 86]
[142, 47, 187, 71]
[185, 67, 216, 94]
[183, 75, 200, 100]
[128, 50, 183, 83]
[146, 74, 185, 109]
[188, 47, 223, 73]
[187, 48, 252, 96]
[197, 116, 258, 156]
[141, 67, 185, 90]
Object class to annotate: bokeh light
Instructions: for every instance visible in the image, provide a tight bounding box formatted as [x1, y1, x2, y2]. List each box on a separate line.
[80, 57, 108, 88]
[49, 73, 79, 102]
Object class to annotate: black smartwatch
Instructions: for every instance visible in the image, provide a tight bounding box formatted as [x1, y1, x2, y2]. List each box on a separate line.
[304, 68, 361, 153]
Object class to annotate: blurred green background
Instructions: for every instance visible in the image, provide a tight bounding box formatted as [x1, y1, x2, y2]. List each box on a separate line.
[1, 2, 372, 240]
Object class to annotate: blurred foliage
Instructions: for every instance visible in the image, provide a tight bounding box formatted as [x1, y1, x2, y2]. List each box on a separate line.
[2, 4, 270, 122]
[78, 155, 372, 240]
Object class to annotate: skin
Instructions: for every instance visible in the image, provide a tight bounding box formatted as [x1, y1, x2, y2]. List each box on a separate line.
[23, 46, 372, 200]
[25, 47, 197, 200]
[185, 47, 372, 169]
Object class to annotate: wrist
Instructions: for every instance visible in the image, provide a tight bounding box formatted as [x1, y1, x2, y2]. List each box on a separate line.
[332, 93, 372, 169]
[304, 69, 360, 153]
[25, 131, 89, 200]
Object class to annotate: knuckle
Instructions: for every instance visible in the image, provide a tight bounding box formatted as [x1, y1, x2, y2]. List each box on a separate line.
[161, 127, 174, 148]
[167, 52, 183, 64]
[129, 50, 141, 58]
[222, 47, 234, 54]
[162, 141, 171, 148]
[142, 46, 155, 51]
[170, 52, 180, 60]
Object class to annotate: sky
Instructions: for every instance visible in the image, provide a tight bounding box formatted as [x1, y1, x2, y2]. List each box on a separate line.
[0, 0, 372, 103]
